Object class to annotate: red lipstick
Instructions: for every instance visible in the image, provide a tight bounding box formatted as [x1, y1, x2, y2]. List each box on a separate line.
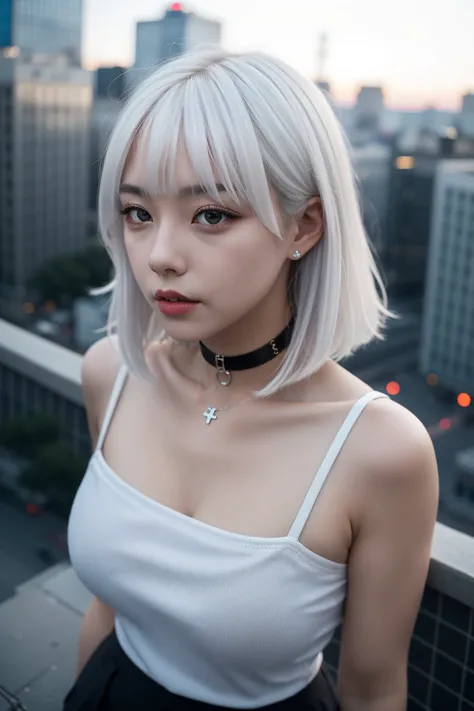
[154, 290, 199, 317]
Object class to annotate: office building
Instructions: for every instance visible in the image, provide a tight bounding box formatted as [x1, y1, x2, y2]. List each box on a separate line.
[0, 0, 83, 65]
[459, 92, 474, 139]
[89, 97, 123, 214]
[95, 66, 127, 100]
[353, 143, 391, 257]
[352, 86, 384, 143]
[129, 2, 221, 89]
[0, 53, 92, 311]
[384, 129, 474, 297]
[419, 160, 474, 393]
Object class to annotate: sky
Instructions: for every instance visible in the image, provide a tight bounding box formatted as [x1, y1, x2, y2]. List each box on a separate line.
[82, 0, 474, 110]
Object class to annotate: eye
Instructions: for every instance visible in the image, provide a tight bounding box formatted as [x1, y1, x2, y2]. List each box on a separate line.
[193, 207, 237, 228]
[120, 206, 152, 225]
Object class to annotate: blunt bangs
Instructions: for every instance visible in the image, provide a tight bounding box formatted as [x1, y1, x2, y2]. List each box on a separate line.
[132, 73, 280, 236]
[95, 47, 397, 396]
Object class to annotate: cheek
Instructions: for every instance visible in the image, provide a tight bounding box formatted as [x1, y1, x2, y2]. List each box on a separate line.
[205, 228, 287, 297]
[124, 237, 148, 285]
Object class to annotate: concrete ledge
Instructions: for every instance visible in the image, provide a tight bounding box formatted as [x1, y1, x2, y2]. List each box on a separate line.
[428, 521, 474, 608]
[0, 319, 83, 406]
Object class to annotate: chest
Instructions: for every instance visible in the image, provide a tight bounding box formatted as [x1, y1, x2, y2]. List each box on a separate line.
[100, 387, 354, 563]
[68, 463, 347, 675]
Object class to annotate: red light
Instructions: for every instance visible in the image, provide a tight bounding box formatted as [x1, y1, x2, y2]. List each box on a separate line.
[386, 381, 400, 396]
[457, 393, 471, 408]
[171, 2, 182, 10]
[439, 418, 451, 431]
[26, 503, 39, 515]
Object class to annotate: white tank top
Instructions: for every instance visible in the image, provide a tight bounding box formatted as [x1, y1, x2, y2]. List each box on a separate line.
[68, 366, 388, 708]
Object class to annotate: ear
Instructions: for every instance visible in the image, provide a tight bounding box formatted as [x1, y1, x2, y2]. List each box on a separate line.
[289, 197, 324, 259]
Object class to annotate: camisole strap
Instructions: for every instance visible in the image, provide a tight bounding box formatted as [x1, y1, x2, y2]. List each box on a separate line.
[288, 391, 390, 541]
[96, 364, 128, 452]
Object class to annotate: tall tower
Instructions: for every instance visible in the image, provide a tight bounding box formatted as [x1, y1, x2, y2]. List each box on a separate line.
[129, 2, 221, 90]
[420, 160, 474, 394]
[315, 32, 331, 95]
[0, 0, 83, 66]
[459, 92, 474, 139]
[353, 86, 384, 134]
[0, 52, 92, 312]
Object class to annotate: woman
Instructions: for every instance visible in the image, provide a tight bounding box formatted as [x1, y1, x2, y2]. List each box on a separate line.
[64, 48, 439, 711]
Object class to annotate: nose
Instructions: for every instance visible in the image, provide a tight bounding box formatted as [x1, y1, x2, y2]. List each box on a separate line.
[147, 221, 187, 278]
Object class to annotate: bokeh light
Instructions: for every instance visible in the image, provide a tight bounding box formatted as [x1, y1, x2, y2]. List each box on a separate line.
[457, 393, 471, 408]
[439, 418, 451, 431]
[386, 381, 400, 396]
[426, 373, 439, 386]
[22, 302, 35, 314]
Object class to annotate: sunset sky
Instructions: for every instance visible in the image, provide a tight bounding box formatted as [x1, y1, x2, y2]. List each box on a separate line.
[82, 0, 474, 110]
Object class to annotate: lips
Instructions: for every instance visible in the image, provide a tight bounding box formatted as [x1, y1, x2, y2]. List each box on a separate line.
[154, 290, 198, 303]
[156, 299, 199, 316]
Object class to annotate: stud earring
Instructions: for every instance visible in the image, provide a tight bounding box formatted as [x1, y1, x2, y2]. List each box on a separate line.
[291, 250, 301, 260]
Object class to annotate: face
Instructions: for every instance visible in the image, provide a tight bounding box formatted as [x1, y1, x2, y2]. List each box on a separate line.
[119, 144, 296, 344]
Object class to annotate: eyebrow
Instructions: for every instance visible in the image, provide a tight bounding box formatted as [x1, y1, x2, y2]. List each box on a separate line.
[118, 183, 227, 198]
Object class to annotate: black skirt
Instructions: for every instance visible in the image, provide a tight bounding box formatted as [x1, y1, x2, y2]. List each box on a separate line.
[62, 629, 339, 711]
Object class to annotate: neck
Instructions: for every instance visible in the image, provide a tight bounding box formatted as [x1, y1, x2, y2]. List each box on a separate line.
[196, 309, 293, 394]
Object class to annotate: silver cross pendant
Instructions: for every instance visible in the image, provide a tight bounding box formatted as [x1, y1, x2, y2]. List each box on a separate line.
[203, 406, 218, 425]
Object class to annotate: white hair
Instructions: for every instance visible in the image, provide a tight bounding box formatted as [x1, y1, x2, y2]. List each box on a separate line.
[95, 47, 396, 397]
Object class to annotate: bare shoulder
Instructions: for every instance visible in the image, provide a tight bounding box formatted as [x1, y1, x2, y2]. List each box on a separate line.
[81, 335, 122, 393]
[353, 395, 439, 522]
[81, 336, 122, 439]
[360, 396, 437, 476]
[323, 362, 437, 484]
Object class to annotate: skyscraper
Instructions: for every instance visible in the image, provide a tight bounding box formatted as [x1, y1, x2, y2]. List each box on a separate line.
[0, 0, 83, 65]
[385, 129, 474, 297]
[352, 86, 385, 139]
[129, 2, 221, 89]
[420, 160, 474, 394]
[95, 66, 127, 101]
[459, 93, 474, 139]
[89, 70, 126, 213]
[353, 143, 392, 258]
[0, 0, 13, 47]
[0, 52, 92, 312]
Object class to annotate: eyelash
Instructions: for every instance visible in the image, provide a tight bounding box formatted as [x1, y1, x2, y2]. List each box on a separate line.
[119, 204, 239, 230]
[119, 205, 151, 227]
[194, 205, 239, 229]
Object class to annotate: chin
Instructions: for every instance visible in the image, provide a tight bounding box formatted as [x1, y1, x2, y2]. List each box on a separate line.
[157, 320, 208, 344]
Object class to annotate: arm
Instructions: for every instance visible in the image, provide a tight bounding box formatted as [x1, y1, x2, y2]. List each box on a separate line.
[337, 402, 439, 711]
[74, 337, 121, 678]
[75, 597, 115, 678]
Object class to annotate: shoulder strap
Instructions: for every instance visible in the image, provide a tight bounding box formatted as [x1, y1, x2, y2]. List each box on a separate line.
[288, 391, 389, 541]
[96, 365, 128, 452]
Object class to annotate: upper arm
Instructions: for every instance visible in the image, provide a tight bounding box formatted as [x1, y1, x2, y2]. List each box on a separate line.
[337, 401, 439, 704]
[81, 336, 122, 450]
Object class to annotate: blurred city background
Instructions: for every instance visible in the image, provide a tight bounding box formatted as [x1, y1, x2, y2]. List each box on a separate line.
[0, 1, 473, 710]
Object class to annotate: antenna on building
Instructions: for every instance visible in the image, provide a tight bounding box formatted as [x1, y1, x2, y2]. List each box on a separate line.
[317, 32, 328, 82]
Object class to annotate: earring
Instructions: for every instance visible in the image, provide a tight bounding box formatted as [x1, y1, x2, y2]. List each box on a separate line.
[291, 250, 301, 260]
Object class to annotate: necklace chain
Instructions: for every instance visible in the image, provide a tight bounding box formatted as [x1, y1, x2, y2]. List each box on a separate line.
[202, 395, 254, 425]
[200, 356, 259, 424]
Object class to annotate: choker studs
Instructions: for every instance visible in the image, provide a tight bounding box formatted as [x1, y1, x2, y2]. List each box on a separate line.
[199, 317, 295, 392]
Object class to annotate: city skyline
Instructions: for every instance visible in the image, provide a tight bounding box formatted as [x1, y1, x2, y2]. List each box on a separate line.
[82, 0, 474, 110]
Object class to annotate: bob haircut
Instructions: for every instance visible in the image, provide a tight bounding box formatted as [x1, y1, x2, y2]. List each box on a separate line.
[96, 47, 396, 398]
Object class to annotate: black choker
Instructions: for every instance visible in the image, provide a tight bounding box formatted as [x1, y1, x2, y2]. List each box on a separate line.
[199, 318, 295, 386]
